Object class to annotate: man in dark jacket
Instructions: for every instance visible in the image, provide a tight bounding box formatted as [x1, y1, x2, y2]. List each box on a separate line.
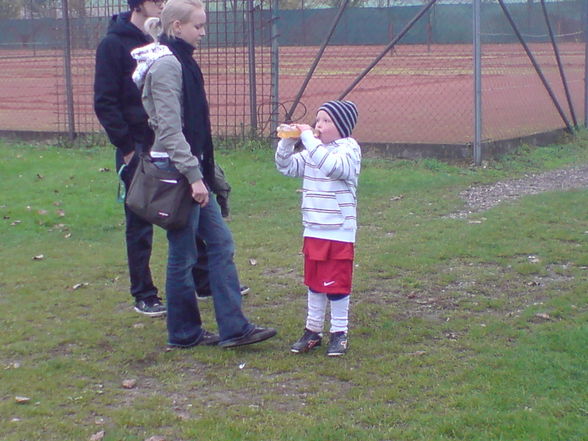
[95, 0, 248, 317]
[94, 0, 167, 316]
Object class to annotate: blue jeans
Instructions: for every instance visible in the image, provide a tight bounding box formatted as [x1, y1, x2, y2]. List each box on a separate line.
[166, 196, 253, 346]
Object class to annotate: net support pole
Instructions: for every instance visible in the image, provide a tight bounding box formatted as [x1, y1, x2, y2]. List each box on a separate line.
[61, 0, 76, 140]
[541, 0, 577, 128]
[338, 0, 437, 100]
[473, 0, 482, 166]
[285, 0, 350, 122]
[497, 0, 573, 133]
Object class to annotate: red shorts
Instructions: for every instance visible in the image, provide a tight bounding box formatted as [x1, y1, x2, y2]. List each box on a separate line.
[303, 237, 354, 294]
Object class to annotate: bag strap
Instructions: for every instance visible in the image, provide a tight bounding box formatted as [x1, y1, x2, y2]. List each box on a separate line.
[117, 164, 127, 203]
[117, 154, 151, 203]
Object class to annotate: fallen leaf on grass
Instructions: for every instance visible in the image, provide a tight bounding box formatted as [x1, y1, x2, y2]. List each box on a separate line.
[390, 195, 404, 201]
[56, 209, 65, 217]
[249, 258, 257, 266]
[535, 313, 551, 321]
[36, 174, 44, 180]
[145, 436, 166, 441]
[37, 209, 48, 215]
[11, 220, 22, 226]
[32, 254, 44, 260]
[99, 168, 111, 173]
[64, 233, 72, 239]
[72, 283, 89, 290]
[15, 396, 30, 404]
[122, 379, 137, 389]
[90, 431, 105, 441]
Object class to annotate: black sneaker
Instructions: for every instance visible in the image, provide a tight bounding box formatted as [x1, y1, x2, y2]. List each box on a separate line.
[290, 328, 322, 353]
[168, 329, 220, 348]
[327, 332, 348, 357]
[134, 296, 166, 317]
[219, 326, 277, 348]
[198, 330, 221, 346]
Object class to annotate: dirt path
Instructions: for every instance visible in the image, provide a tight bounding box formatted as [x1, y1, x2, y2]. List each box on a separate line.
[450, 164, 588, 218]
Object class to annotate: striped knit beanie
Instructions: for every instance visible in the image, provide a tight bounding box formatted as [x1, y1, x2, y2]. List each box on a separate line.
[318, 100, 358, 138]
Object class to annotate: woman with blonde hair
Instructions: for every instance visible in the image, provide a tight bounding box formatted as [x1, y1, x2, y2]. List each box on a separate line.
[133, 0, 276, 348]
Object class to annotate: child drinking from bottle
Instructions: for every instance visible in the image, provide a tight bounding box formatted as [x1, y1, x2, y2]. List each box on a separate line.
[275, 100, 360, 356]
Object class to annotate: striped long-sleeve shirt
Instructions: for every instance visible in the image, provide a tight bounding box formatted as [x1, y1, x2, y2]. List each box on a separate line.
[275, 130, 361, 243]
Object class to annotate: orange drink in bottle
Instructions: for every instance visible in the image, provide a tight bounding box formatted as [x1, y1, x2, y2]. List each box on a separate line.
[276, 124, 301, 139]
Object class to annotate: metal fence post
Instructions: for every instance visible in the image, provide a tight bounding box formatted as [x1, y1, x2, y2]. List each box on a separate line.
[246, 0, 258, 135]
[270, 0, 279, 138]
[473, 0, 482, 165]
[585, 0, 588, 128]
[61, 0, 76, 140]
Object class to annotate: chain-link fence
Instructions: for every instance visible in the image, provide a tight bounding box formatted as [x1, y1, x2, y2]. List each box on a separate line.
[0, 0, 586, 159]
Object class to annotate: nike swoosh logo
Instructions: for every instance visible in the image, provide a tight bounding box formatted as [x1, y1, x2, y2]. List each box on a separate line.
[323, 281, 335, 286]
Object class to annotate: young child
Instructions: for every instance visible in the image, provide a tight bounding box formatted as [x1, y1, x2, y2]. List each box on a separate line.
[275, 100, 361, 356]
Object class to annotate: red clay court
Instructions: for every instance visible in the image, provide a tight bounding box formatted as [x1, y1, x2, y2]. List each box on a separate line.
[0, 43, 584, 145]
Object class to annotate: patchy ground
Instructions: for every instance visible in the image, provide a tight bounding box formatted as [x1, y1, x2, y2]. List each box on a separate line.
[371, 164, 588, 324]
[450, 164, 588, 218]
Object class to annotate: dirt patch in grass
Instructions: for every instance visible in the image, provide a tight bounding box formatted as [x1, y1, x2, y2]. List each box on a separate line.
[449, 164, 588, 218]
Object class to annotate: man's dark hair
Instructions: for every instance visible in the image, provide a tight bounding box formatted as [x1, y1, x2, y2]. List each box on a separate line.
[128, 0, 146, 10]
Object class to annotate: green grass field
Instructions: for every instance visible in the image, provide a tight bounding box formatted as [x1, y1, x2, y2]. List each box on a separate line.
[1, 136, 588, 441]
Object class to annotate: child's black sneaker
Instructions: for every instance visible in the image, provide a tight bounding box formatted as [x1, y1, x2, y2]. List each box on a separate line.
[134, 296, 166, 317]
[327, 332, 348, 357]
[290, 328, 322, 353]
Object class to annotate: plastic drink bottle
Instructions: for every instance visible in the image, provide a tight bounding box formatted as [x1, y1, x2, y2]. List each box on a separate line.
[276, 124, 301, 139]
